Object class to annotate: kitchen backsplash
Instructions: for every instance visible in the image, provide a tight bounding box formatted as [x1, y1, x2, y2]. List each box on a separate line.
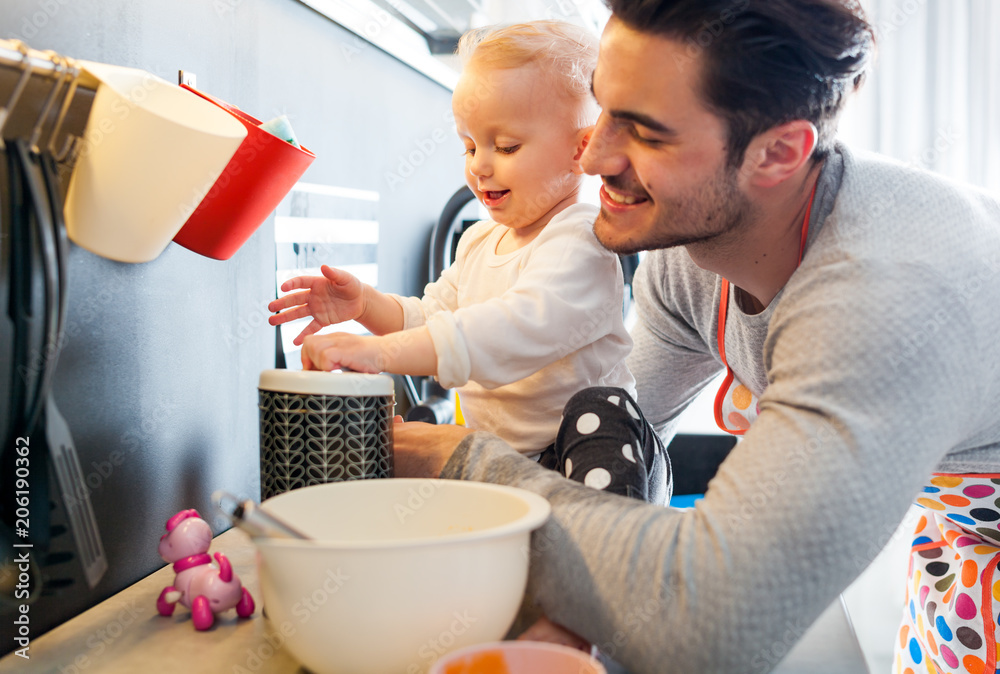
[0, 0, 462, 647]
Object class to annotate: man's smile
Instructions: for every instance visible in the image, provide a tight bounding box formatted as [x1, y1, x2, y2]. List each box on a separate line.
[599, 180, 650, 211]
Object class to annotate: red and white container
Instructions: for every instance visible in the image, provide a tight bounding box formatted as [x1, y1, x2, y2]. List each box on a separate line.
[172, 85, 315, 260]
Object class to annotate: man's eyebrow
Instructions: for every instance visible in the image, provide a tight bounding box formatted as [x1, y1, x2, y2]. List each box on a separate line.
[590, 76, 677, 136]
[610, 109, 678, 136]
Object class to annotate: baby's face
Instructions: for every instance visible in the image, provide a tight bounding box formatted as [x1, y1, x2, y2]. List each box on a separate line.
[452, 62, 587, 233]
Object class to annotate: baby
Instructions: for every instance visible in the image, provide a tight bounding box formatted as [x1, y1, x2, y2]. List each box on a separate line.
[270, 19, 657, 480]
[269, 18, 669, 651]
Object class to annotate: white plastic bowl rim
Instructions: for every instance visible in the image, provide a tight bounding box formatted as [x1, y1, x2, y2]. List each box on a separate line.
[255, 479, 552, 551]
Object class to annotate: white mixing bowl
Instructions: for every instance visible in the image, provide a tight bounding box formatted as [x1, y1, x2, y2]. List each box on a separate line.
[254, 479, 551, 674]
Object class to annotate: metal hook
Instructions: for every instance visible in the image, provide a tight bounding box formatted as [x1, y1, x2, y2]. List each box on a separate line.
[29, 51, 68, 152]
[46, 55, 80, 157]
[0, 40, 34, 149]
[54, 134, 83, 165]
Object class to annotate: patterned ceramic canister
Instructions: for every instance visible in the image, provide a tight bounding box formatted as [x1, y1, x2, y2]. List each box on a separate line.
[258, 370, 395, 500]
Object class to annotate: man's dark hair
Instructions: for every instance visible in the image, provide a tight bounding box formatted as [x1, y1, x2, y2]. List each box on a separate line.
[605, 0, 875, 166]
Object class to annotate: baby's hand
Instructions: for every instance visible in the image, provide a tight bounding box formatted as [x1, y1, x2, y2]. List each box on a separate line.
[268, 265, 365, 345]
[517, 615, 592, 653]
[301, 333, 387, 373]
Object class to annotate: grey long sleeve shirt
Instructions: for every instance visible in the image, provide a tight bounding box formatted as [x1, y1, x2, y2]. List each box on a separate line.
[440, 143, 1000, 673]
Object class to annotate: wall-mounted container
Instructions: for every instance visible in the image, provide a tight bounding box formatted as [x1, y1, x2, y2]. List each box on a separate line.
[171, 85, 316, 261]
[64, 62, 247, 263]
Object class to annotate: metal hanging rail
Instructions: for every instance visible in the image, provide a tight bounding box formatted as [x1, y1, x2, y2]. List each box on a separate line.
[0, 39, 97, 165]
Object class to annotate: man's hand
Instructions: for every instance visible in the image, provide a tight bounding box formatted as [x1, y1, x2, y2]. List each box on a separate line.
[518, 616, 592, 653]
[393, 419, 474, 478]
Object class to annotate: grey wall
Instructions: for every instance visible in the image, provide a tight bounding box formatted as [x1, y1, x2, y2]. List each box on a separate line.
[0, 0, 464, 645]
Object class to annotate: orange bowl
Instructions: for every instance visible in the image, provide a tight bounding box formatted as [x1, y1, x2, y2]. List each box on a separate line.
[429, 641, 607, 674]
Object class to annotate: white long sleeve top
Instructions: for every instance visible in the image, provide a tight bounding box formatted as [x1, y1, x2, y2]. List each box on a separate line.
[392, 202, 635, 454]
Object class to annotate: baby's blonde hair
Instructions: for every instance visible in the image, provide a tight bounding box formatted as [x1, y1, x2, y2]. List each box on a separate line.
[457, 20, 599, 105]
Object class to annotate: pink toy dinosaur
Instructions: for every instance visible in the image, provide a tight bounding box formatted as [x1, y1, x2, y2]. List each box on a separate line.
[156, 509, 255, 630]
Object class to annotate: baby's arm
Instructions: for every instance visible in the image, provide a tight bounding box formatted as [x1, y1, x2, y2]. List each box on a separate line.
[437, 216, 625, 389]
[268, 265, 404, 343]
[301, 325, 437, 376]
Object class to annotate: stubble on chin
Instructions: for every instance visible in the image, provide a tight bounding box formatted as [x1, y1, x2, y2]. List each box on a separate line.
[592, 208, 715, 256]
[593, 168, 753, 256]
[592, 209, 640, 255]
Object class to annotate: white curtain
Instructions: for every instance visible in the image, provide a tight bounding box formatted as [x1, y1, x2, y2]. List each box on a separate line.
[840, 0, 1000, 194]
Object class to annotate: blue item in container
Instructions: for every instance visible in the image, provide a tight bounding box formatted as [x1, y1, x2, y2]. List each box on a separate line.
[259, 114, 301, 148]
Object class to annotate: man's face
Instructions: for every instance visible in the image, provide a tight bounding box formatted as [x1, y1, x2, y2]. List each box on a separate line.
[581, 18, 754, 255]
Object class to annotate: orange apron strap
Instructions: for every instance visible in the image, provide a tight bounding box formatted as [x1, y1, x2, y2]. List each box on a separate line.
[713, 280, 741, 434]
[712, 181, 817, 436]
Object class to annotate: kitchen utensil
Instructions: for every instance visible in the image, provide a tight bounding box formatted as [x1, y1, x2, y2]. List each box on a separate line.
[5, 139, 51, 548]
[0, 133, 45, 608]
[429, 641, 608, 674]
[44, 137, 108, 586]
[257, 369, 395, 500]
[171, 84, 315, 261]
[253, 479, 551, 674]
[0, 123, 14, 462]
[15, 140, 57, 436]
[63, 61, 246, 263]
[43, 397, 107, 586]
[212, 490, 310, 540]
[16, 116, 108, 586]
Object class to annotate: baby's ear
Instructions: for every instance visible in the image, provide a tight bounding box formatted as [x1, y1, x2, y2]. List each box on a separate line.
[572, 127, 594, 175]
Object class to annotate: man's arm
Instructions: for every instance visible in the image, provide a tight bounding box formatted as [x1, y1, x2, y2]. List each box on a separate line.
[421, 261, 984, 673]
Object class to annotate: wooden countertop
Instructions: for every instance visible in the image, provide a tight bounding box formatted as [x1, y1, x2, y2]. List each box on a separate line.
[0, 529, 303, 674]
[0, 529, 869, 673]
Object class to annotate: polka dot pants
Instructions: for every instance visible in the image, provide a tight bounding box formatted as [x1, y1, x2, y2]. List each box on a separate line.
[536, 387, 672, 505]
[894, 474, 1000, 674]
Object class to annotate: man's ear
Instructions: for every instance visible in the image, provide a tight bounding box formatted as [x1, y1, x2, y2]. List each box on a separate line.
[572, 127, 594, 175]
[740, 120, 818, 188]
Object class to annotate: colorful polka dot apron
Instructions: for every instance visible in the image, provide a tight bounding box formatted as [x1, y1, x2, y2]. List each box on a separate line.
[713, 184, 816, 435]
[894, 474, 1000, 674]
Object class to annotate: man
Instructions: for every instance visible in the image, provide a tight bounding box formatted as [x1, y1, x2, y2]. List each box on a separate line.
[395, 1, 1000, 671]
